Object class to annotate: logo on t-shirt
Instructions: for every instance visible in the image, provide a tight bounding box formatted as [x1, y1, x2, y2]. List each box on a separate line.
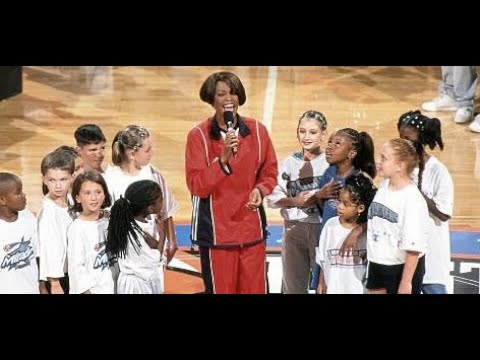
[327, 249, 367, 267]
[283, 172, 322, 214]
[93, 242, 110, 271]
[367, 202, 398, 223]
[283, 173, 322, 197]
[1, 237, 35, 271]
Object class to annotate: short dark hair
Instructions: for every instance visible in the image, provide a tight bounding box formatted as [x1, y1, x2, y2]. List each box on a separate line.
[74, 124, 106, 146]
[199, 71, 246, 106]
[0, 172, 21, 195]
[40, 150, 75, 195]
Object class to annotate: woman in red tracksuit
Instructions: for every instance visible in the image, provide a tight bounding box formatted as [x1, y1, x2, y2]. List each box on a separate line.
[185, 71, 278, 294]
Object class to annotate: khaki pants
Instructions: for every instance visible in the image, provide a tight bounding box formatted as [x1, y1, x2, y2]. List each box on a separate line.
[282, 221, 321, 294]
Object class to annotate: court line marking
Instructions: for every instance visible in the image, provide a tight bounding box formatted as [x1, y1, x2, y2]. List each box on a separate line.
[262, 66, 278, 133]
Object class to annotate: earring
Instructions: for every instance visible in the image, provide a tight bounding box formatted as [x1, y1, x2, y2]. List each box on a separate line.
[353, 212, 360, 222]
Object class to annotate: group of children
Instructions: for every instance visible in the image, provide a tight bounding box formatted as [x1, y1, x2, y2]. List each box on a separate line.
[268, 109, 454, 294]
[0, 108, 454, 294]
[0, 124, 178, 294]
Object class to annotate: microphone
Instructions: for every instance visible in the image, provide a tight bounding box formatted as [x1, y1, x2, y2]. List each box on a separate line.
[224, 111, 238, 155]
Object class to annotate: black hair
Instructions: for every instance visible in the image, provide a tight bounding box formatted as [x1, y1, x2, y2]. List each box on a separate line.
[337, 128, 377, 179]
[70, 171, 112, 213]
[411, 139, 425, 191]
[0, 172, 21, 195]
[74, 124, 107, 146]
[106, 180, 162, 259]
[199, 71, 247, 106]
[397, 110, 444, 151]
[343, 173, 377, 224]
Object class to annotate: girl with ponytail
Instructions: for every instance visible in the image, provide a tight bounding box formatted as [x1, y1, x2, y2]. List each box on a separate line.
[398, 110, 454, 294]
[107, 180, 166, 294]
[366, 138, 430, 294]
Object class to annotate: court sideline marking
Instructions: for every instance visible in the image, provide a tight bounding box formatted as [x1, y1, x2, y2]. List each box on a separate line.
[262, 66, 278, 133]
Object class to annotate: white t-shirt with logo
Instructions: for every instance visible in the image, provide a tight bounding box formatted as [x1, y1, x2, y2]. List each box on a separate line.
[116, 216, 165, 294]
[367, 180, 429, 265]
[0, 210, 39, 294]
[267, 152, 329, 223]
[315, 216, 367, 294]
[67, 217, 115, 294]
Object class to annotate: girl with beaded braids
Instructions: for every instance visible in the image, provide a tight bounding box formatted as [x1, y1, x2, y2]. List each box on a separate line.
[103, 125, 179, 265]
[398, 110, 454, 294]
[366, 138, 429, 294]
[106, 180, 166, 294]
[315, 173, 376, 294]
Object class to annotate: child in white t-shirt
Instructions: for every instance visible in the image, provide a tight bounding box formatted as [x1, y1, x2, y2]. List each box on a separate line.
[316, 173, 376, 294]
[267, 110, 334, 294]
[103, 125, 179, 264]
[397, 111, 454, 294]
[366, 138, 429, 294]
[38, 150, 75, 294]
[0, 173, 41, 294]
[67, 171, 115, 294]
[107, 180, 166, 294]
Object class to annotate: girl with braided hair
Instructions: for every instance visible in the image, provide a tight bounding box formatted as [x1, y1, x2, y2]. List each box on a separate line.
[310, 127, 376, 291]
[319, 128, 376, 224]
[103, 125, 179, 265]
[398, 110, 454, 294]
[267, 110, 334, 294]
[316, 172, 376, 294]
[107, 180, 166, 294]
[366, 138, 429, 294]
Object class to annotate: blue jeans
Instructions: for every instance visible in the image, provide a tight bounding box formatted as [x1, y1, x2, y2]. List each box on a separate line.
[309, 263, 321, 291]
[422, 283, 448, 294]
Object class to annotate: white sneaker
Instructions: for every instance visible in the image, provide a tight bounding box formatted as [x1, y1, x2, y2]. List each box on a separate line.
[469, 114, 480, 133]
[454, 107, 473, 124]
[422, 94, 459, 112]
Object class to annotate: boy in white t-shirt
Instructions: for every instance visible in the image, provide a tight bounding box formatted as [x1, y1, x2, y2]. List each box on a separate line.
[0, 173, 41, 294]
[38, 150, 75, 294]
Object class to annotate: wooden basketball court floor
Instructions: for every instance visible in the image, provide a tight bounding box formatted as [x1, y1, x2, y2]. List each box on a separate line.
[1, 66, 479, 293]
